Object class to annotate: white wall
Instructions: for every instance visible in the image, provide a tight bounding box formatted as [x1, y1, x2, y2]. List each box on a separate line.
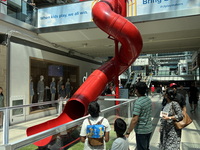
[9, 42, 100, 123]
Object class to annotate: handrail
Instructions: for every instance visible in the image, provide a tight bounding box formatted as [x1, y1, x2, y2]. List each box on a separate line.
[2, 98, 137, 149]
[0, 98, 69, 111]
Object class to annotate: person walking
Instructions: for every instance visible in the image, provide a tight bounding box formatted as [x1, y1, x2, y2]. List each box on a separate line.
[0, 87, 6, 128]
[151, 85, 155, 97]
[159, 88, 183, 150]
[125, 82, 152, 150]
[177, 84, 187, 102]
[169, 83, 187, 113]
[160, 85, 163, 98]
[188, 82, 199, 113]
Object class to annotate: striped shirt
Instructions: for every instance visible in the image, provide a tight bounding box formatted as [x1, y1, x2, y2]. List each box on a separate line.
[133, 96, 152, 134]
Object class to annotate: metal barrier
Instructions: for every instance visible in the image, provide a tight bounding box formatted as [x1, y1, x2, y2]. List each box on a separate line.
[0, 98, 137, 150]
[0, 98, 69, 146]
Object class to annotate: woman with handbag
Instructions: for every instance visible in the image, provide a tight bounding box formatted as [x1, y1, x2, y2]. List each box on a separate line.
[159, 88, 183, 150]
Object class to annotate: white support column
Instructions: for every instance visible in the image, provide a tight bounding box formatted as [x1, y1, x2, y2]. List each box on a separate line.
[58, 99, 62, 115]
[3, 109, 9, 145]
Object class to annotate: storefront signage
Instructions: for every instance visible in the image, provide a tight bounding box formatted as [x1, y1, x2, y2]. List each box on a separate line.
[83, 72, 88, 83]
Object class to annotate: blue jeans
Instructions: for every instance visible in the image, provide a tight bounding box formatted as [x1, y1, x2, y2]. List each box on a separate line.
[136, 133, 151, 150]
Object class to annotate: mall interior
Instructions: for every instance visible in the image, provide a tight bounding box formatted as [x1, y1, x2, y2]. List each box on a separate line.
[0, 0, 200, 149]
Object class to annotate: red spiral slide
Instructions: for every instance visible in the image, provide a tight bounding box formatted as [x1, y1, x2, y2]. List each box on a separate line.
[27, 0, 142, 146]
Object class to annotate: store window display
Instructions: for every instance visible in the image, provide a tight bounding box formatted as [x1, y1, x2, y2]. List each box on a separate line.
[37, 75, 44, 109]
[30, 77, 34, 103]
[57, 77, 63, 93]
[65, 78, 71, 98]
[50, 78, 56, 103]
[30, 58, 79, 113]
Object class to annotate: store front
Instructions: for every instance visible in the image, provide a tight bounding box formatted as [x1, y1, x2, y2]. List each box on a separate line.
[9, 41, 100, 124]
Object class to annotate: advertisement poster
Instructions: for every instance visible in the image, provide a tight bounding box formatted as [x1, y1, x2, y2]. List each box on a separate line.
[38, 0, 200, 27]
[128, 0, 200, 16]
[38, 1, 93, 28]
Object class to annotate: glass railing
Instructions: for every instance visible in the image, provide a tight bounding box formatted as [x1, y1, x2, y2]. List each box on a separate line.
[0, 0, 38, 26]
[0, 98, 68, 146]
[153, 70, 197, 76]
[0, 98, 136, 150]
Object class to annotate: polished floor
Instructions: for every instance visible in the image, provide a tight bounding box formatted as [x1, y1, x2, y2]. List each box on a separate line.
[128, 94, 200, 150]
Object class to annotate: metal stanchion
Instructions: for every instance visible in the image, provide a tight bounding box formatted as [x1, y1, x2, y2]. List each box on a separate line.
[128, 102, 131, 125]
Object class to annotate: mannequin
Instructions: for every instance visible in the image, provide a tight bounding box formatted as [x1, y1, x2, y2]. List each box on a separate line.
[30, 77, 34, 103]
[65, 78, 71, 98]
[50, 77, 56, 106]
[57, 77, 63, 93]
[37, 75, 44, 109]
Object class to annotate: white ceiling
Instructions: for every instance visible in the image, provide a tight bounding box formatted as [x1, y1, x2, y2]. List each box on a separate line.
[39, 15, 200, 58]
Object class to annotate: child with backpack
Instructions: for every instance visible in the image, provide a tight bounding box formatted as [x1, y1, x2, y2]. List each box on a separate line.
[111, 118, 130, 150]
[80, 101, 111, 150]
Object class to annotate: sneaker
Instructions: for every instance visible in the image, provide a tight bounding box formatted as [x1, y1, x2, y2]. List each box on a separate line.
[190, 109, 194, 112]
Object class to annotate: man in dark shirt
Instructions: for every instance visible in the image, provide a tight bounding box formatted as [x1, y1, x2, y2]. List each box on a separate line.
[58, 84, 67, 99]
[178, 84, 187, 101]
[188, 82, 199, 112]
[170, 83, 187, 113]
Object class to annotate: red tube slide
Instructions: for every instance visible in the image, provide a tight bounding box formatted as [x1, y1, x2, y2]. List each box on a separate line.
[26, 0, 142, 146]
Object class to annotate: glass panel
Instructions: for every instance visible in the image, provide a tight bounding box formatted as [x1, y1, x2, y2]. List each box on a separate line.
[4, 0, 38, 27]
[17, 122, 82, 150]
[12, 100, 23, 116]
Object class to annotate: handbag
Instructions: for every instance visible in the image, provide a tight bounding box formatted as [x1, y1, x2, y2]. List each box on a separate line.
[172, 103, 192, 129]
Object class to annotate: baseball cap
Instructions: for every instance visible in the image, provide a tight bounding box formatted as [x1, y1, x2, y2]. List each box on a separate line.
[170, 83, 177, 88]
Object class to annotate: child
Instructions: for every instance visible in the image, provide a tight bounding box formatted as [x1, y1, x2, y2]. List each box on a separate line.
[80, 101, 111, 150]
[111, 118, 129, 150]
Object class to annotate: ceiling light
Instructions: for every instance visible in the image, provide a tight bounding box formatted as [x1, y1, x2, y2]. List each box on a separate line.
[148, 37, 155, 42]
[82, 43, 88, 47]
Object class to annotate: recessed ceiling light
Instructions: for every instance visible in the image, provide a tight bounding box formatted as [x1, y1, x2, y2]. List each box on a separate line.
[148, 37, 155, 42]
[82, 43, 88, 47]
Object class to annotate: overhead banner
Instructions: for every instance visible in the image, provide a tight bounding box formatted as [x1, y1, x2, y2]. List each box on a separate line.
[38, 1, 93, 28]
[127, 0, 200, 16]
[38, 0, 200, 28]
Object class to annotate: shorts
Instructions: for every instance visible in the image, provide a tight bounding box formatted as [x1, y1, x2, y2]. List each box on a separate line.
[189, 97, 198, 104]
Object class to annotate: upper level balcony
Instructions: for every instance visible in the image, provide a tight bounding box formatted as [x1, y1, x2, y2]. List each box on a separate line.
[0, 0, 200, 32]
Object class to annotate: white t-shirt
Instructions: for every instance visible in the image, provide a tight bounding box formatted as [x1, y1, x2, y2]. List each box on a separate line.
[162, 87, 165, 91]
[80, 116, 111, 150]
[111, 136, 129, 150]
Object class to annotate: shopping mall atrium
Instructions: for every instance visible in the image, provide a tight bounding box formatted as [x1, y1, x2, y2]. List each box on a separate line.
[0, 0, 200, 149]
